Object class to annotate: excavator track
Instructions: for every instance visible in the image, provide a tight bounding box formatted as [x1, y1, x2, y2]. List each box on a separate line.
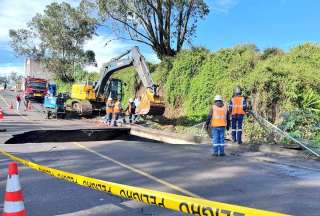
[69, 100, 93, 116]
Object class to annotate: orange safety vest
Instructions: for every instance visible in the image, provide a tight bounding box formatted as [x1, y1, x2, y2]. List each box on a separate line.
[231, 96, 245, 115]
[106, 101, 114, 113]
[114, 101, 121, 113]
[211, 105, 227, 127]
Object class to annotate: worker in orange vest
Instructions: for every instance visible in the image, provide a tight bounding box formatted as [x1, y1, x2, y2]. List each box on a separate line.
[105, 97, 114, 126]
[125, 98, 136, 124]
[113, 99, 122, 126]
[228, 87, 247, 144]
[205, 95, 230, 156]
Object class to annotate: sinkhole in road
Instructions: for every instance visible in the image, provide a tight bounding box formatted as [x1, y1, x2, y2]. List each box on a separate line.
[5, 128, 138, 144]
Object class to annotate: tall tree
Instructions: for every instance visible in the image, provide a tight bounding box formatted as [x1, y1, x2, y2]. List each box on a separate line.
[84, 0, 209, 58]
[9, 2, 97, 82]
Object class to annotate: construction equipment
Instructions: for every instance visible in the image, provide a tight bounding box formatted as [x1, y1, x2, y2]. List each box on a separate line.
[23, 77, 48, 101]
[69, 46, 165, 116]
[43, 84, 68, 119]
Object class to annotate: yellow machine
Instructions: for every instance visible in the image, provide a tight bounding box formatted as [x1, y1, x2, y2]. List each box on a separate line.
[69, 46, 165, 116]
[71, 84, 96, 100]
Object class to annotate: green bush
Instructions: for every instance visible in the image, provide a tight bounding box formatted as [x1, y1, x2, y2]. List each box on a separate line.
[153, 43, 320, 141]
[164, 48, 209, 107]
[55, 79, 73, 93]
[280, 110, 319, 140]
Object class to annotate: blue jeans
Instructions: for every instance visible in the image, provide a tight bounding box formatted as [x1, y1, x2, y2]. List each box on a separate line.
[211, 127, 225, 155]
[113, 113, 120, 126]
[231, 114, 244, 144]
[105, 112, 113, 124]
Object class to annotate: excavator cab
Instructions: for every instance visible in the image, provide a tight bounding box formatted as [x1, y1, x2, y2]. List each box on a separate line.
[103, 78, 123, 101]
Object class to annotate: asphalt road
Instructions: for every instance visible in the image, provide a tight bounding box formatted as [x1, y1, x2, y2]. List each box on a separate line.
[0, 89, 320, 216]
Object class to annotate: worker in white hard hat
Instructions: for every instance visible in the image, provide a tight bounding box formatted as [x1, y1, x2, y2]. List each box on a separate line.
[125, 98, 136, 124]
[205, 95, 230, 156]
[105, 97, 114, 126]
[228, 87, 247, 144]
[113, 97, 123, 127]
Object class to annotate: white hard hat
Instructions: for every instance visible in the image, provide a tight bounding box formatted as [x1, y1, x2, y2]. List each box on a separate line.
[129, 98, 133, 103]
[235, 86, 241, 95]
[214, 95, 223, 101]
[107, 97, 113, 101]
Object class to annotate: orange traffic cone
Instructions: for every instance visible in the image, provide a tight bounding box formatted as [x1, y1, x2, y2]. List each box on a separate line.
[2, 162, 27, 216]
[0, 108, 4, 120]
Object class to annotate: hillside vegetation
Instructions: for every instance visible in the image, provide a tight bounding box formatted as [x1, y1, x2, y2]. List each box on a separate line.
[117, 43, 320, 145]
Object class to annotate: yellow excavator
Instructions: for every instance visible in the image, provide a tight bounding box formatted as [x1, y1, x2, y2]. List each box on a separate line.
[68, 46, 165, 116]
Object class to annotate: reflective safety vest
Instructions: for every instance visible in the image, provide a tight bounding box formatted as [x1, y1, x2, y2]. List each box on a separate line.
[114, 101, 121, 113]
[211, 105, 227, 127]
[106, 101, 114, 113]
[231, 96, 245, 115]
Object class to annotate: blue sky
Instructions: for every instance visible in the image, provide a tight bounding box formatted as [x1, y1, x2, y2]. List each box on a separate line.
[0, 0, 319, 75]
[196, 0, 320, 50]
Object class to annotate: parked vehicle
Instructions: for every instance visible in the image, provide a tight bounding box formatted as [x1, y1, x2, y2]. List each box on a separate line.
[43, 92, 68, 119]
[24, 77, 48, 101]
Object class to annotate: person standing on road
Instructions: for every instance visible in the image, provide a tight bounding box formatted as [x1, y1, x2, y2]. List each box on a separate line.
[125, 98, 136, 124]
[206, 95, 230, 156]
[105, 98, 114, 126]
[24, 98, 30, 112]
[113, 99, 122, 126]
[16, 94, 21, 112]
[134, 96, 141, 121]
[228, 87, 247, 144]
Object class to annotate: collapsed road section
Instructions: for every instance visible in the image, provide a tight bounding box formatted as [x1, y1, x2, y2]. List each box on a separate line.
[5, 128, 131, 144]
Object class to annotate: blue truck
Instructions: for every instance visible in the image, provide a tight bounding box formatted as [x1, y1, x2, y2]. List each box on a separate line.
[43, 84, 68, 119]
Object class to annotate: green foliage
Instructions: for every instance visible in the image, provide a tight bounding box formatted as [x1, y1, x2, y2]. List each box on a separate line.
[55, 66, 99, 93]
[152, 57, 173, 85]
[164, 48, 209, 108]
[299, 89, 320, 115]
[55, 79, 73, 94]
[147, 43, 320, 141]
[10, 2, 97, 82]
[280, 110, 319, 140]
[314, 133, 320, 147]
[73, 65, 99, 82]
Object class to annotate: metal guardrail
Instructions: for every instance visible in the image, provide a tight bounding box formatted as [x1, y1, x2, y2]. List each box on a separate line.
[250, 111, 320, 158]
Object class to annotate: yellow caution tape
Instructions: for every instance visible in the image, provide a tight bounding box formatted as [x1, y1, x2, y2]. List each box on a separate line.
[0, 148, 290, 216]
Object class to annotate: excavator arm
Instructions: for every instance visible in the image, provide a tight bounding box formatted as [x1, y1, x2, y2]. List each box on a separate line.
[94, 46, 165, 115]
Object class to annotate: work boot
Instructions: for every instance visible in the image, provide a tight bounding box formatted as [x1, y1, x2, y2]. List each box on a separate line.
[232, 130, 237, 142]
[237, 131, 242, 144]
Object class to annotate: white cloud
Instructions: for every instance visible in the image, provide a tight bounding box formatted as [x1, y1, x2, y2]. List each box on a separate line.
[0, 0, 79, 42]
[84, 35, 133, 70]
[0, 64, 24, 76]
[209, 0, 238, 14]
[84, 35, 159, 72]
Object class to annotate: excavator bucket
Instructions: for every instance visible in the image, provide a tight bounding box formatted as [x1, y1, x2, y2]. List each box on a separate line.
[137, 90, 165, 116]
